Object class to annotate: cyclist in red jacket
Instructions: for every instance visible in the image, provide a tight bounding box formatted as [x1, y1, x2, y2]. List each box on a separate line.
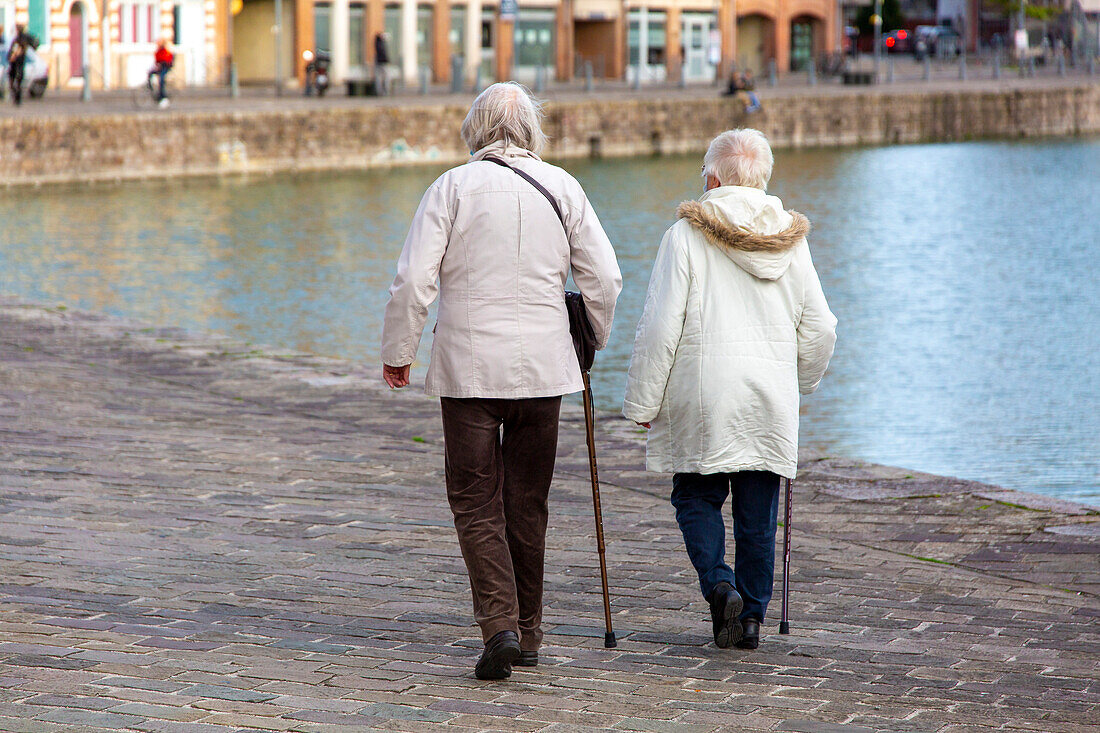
[149, 39, 174, 107]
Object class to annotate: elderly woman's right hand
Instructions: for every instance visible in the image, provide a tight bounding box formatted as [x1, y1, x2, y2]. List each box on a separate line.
[383, 364, 411, 389]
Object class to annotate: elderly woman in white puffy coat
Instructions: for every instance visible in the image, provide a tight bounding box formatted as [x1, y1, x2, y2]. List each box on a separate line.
[623, 128, 836, 651]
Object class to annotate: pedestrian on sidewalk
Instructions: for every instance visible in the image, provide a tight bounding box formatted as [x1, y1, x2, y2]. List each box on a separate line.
[623, 128, 836, 650]
[381, 82, 622, 680]
[6, 24, 34, 106]
[373, 32, 390, 95]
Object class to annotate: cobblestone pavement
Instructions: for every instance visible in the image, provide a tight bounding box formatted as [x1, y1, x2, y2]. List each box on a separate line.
[0, 299, 1097, 732]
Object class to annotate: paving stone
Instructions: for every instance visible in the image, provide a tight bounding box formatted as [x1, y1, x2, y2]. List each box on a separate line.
[0, 300, 1096, 732]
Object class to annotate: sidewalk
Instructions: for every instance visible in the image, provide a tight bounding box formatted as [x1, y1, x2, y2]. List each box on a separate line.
[1, 64, 1096, 120]
[0, 298, 1097, 732]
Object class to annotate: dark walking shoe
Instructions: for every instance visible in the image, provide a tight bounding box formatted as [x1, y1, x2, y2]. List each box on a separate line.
[736, 617, 761, 649]
[513, 650, 538, 667]
[475, 630, 521, 680]
[708, 581, 744, 649]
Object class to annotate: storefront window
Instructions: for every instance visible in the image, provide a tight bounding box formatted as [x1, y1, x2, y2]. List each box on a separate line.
[314, 3, 331, 54]
[349, 3, 365, 68]
[514, 9, 554, 67]
[628, 11, 667, 66]
[417, 5, 431, 68]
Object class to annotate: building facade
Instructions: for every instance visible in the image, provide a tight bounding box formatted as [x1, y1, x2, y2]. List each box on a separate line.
[231, 0, 839, 89]
[0, 0, 838, 89]
[0, 0, 222, 89]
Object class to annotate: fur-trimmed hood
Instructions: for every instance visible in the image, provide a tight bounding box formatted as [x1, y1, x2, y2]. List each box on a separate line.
[676, 186, 810, 281]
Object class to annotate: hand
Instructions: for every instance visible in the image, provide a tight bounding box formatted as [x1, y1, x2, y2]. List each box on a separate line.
[383, 364, 411, 389]
[636, 422, 651, 429]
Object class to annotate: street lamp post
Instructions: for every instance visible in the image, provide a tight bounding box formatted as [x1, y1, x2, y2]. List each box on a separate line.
[274, 0, 283, 96]
[872, 0, 882, 82]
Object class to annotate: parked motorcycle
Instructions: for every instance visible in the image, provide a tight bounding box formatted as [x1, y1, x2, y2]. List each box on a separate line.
[303, 50, 331, 97]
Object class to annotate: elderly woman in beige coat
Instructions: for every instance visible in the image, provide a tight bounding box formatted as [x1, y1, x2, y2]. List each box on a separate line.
[624, 129, 836, 651]
[382, 82, 622, 680]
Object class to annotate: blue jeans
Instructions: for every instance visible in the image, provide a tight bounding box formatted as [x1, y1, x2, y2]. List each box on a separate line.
[671, 471, 780, 622]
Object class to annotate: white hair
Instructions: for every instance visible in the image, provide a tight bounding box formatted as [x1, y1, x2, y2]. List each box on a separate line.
[702, 128, 774, 190]
[460, 82, 548, 154]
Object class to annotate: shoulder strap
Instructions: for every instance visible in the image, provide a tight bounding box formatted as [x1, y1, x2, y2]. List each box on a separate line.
[483, 156, 566, 231]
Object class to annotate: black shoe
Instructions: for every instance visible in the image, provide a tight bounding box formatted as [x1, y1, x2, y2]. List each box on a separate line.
[708, 582, 744, 649]
[736, 617, 760, 649]
[475, 630, 521, 680]
[513, 650, 538, 667]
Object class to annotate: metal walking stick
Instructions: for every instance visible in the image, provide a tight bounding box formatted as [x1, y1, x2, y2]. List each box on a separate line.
[581, 369, 617, 648]
[779, 477, 793, 634]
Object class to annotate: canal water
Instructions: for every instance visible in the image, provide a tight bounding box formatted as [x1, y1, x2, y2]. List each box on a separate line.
[2, 139, 1098, 502]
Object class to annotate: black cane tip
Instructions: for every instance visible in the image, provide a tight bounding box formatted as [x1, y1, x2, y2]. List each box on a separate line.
[779, 621, 790, 635]
[604, 632, 617, 648]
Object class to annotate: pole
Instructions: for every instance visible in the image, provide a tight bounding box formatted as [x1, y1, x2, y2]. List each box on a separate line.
[779, 477, 792, 634]
[872, 0, 882, 83]
[274, 0, 283, 96]
[581, 371, 616, 649]
[228, 0, 239, 97]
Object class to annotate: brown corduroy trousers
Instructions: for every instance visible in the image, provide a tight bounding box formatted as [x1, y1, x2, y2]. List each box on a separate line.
[440, 396, 562, 651]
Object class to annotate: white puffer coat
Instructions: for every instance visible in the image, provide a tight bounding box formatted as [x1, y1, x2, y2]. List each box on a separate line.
[382, 142, 622, 399]
[622, 185, 837, 478]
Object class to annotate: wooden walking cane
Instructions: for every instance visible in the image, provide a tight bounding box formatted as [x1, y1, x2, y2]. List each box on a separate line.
[581, 369, 617, 648]
[779, 477, 793, 634]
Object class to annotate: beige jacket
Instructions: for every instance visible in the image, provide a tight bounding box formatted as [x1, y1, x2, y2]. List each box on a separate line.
[623, 186, 837, 478]
[382, 142, 623, 398]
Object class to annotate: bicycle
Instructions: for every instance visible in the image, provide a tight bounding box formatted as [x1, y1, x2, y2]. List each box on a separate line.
[131, 68, 176, 109]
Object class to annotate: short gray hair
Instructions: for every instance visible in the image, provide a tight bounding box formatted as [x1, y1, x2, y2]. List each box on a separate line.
[461, 82, 548, 154]
[702, 129, 774, 190]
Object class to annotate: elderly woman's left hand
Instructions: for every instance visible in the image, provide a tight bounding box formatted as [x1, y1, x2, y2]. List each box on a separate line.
[383, 364, 411, 389]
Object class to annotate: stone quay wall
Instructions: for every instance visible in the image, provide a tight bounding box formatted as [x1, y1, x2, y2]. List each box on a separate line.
[2, 83, 1098, 184]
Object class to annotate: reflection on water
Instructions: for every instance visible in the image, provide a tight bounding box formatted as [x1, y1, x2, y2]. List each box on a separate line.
[2, 139, 1098, 501]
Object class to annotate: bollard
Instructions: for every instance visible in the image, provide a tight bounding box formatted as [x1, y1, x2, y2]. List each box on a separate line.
[994, 50, 1001, 79]
[450, 55, 462, 94]
[1089, 56, 1096, 76]
[807, 62, 816, 86]
[768, 58, 778, 87]
[959, 54, 967, 81]
[632, 65, 641, 90]
[534, 66, 545, 93]
[887, 57, 894, 83]
[81, 65, 91, 102]
[230, 62, 240, 98]
[584, 61, 593, 92]
[1028, 56, 1036, 77]
[923, 56, 932, 81]
[473, 66, 482, 93]
[1057, 54, 1066, 76]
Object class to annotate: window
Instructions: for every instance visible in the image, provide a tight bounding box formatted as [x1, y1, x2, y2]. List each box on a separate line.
[514, 9, 554, 67]
[349, 3, 364, 67]
[314, 3, 330, 53]
[27, 0, 47, 43]
[119, 0, 158, 44]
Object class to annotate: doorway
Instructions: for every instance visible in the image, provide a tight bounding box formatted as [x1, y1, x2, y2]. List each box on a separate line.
[681, 12, 716, 82]
[69, 2, 85, 79]
[176, 0, 206, 84]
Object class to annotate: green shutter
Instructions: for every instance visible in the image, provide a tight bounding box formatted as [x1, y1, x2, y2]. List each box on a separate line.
[27, 0, 47, 42]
